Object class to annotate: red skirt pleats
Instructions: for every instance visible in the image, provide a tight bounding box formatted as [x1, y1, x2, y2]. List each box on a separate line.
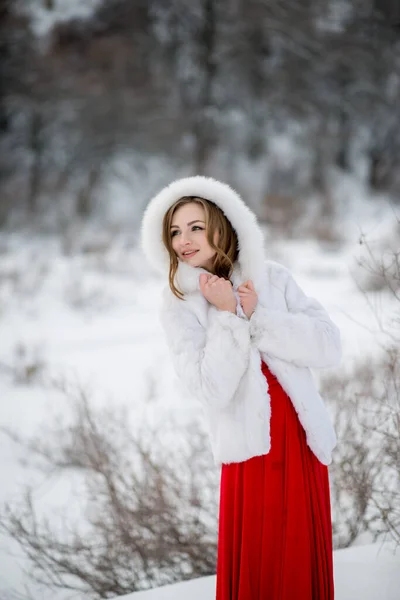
[216, 361, 334, 600]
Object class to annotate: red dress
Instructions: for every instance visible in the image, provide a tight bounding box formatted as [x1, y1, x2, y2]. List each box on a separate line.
[216, 361, 334, 600]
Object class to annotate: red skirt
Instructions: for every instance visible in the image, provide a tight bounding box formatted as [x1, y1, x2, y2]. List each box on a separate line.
[216, 361, 334, 600]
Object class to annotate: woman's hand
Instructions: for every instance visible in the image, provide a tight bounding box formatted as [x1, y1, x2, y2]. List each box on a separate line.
[199, 274, 237, 314]
[237, 280, 258, 319]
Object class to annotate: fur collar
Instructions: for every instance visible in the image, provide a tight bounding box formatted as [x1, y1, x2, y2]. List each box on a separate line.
[141, 175, 267, 289]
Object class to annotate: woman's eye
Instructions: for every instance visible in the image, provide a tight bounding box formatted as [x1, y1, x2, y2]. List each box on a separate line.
[171, 226, 203, 237]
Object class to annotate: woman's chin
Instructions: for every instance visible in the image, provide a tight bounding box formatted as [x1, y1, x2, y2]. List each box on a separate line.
[179, 257, 210, 271]
[180, 258, 200, 268]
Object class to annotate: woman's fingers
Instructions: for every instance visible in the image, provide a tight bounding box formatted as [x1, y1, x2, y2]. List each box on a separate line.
[238, 280, 255, 292]
[199, 273, 209, 289]
[199, 274, 218, 289]
[208, 275, 220, 284]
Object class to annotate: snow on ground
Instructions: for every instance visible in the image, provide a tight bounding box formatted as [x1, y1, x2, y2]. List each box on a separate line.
[116, 542, 400, 600]
[0, 200, 398, 598]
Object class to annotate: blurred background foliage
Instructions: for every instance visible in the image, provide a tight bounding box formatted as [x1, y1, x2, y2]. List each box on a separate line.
[0, 0, 399, 230]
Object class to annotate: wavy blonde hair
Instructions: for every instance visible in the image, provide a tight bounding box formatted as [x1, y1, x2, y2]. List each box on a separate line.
[162, 196, 239, 300]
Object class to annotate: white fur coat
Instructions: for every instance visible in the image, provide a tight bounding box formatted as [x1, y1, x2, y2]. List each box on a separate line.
[141, 176, 341, 466]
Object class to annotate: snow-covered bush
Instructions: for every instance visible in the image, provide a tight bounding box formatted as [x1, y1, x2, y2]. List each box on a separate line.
[0, 382, 219, 599]
[325, 216, 400, 548]
[323, 350, 400, 548]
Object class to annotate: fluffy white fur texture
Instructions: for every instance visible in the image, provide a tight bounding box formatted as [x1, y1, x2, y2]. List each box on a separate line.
[141, 175, 267, 288]
[141, 176, 341, 466]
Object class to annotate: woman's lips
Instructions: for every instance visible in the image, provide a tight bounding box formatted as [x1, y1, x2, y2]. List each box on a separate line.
[182, 250, 199, 258]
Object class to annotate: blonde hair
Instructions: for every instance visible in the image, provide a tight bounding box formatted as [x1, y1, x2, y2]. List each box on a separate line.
[162, 196, 239, 300]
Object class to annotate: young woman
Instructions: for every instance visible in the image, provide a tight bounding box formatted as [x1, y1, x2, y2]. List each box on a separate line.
[141, 175, 341, 600]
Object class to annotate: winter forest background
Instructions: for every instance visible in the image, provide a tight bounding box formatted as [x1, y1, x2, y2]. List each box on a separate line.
[0, 1, 399, 599]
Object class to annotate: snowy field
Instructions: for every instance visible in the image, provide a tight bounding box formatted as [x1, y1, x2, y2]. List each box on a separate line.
[0, 200, 398, 598]
[119, 542, 400, 600]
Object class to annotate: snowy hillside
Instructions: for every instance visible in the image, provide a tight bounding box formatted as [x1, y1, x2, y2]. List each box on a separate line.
[0, 209, 398, 598]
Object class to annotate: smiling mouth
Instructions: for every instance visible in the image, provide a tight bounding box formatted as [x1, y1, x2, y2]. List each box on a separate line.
[182, 250, 199, 258]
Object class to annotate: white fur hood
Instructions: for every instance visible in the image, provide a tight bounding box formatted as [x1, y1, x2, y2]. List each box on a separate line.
[140, 176, 341, 466]
[141, 175, 266, 289]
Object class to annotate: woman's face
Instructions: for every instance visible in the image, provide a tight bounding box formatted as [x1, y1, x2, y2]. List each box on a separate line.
[170, 202, 217, 271]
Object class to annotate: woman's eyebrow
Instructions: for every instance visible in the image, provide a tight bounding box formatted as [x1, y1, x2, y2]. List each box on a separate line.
[170, 219, 205, 228]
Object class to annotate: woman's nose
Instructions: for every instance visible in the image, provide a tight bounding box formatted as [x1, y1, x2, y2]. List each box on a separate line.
[180, 232, 192, 245]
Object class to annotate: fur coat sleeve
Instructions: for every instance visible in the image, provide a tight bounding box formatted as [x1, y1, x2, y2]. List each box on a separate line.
[249, 265, 342, 369]
[160, 291, 251, 410]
